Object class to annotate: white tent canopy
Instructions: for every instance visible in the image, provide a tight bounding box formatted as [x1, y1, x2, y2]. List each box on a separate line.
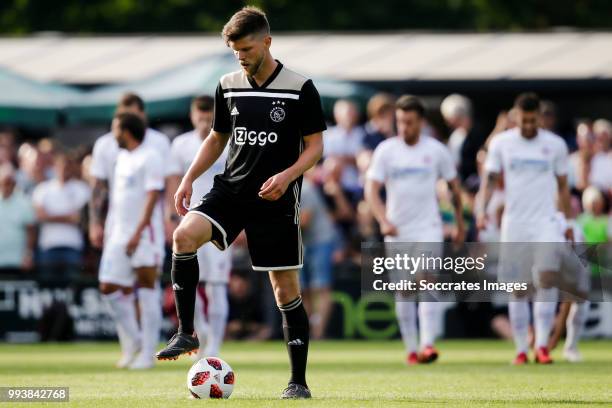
[1, 32, 612, 84]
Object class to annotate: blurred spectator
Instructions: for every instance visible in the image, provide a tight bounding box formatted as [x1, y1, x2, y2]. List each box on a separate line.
[589, 119, 612, 194]
[15, 143, 44, 194]
[0, 164, 36, 276]
[320, 157, 357, 259]
[357, 93, 396, 180]
[568, 121, 594, 191]
[577, 186, 610, 244]
[440, 94, 486, 182]
[539, 100, 558, 132]
[32, 151, 91, 284]
[37, 138, 56, 175]
[226, 271, 271, 341]
[300, 175, 337, 339]
[363, 93, 396, 150]
[356, 199, 380, 243]
[0, 130, 17, 166]
[441, 94, 472, 166]
[323, 99, 366, 194]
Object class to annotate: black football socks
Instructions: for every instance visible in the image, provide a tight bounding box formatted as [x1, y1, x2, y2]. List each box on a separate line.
[171, 252, 199, 335]
[279, 296, 309, 387]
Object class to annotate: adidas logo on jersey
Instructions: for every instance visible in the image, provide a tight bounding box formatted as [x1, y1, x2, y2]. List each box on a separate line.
[172, 283, 183, 291]
[287, 339, 304, 346]
[231, 106, 240, 116]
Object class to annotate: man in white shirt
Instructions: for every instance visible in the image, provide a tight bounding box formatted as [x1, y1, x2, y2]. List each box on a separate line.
[167, 95, 231, 359]
[477, 92, 573, 365]
[89, 93, 170, 370]
[98, 113, 165, 369]
[32, 152, 90, 284]
[365, 95, 465, 365]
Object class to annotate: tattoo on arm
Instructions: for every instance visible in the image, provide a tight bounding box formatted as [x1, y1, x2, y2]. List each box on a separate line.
[478, 171, 500, 214]
[90, 179, 109, 225]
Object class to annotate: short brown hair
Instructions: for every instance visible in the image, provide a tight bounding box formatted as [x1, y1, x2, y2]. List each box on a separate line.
[222, 6, 270, 45]
[115, 112, 146, 142]
[515, 92, 540, 112]
[367, 93, 395, 120]
[118, 92, 145, 112]
[395, 95, 425, 117]
[191, 95, 214, 112]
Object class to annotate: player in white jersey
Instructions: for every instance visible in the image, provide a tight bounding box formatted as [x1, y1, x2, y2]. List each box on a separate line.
[366, 95, 465, 365]
[89, 93, 171, 370]
[477, 92, 573, 365]
[167, 96, 231, 358]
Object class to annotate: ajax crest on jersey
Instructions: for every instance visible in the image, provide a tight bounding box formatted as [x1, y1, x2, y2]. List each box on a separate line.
[187, 357, 235, 399]
[270, 100, 286, 122]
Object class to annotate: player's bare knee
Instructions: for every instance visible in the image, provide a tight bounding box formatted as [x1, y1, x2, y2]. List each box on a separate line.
[273, 283, 300, 305]
[173, 226, 197, 253]
[274, 286, 295, 305]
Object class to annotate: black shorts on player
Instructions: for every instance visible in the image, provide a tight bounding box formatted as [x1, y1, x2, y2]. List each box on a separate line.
[190, 181, 303, 271]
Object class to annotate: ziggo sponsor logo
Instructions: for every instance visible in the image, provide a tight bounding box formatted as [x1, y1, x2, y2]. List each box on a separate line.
[233, 127, 278, 146]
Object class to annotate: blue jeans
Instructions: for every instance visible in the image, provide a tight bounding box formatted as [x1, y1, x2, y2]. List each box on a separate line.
[300, 241, 335, 289]
[37, 247, 82, 284]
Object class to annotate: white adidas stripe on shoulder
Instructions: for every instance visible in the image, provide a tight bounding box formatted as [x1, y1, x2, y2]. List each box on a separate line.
[223, 91, 299, 100]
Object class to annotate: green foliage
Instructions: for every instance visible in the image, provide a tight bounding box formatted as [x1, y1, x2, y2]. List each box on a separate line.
[1, 0, 612, 34]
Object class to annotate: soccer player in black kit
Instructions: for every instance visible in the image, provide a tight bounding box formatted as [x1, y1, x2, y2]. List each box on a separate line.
[155, 6, 326, 399]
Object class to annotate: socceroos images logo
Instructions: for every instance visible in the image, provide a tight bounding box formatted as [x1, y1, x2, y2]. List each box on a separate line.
[270, 100, 286, 122]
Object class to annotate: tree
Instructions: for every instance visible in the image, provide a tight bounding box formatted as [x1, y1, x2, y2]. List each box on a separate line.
[1, 0, 612, 34]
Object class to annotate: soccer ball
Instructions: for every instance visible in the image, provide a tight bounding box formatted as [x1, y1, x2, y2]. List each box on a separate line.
[187, 357, 235, 399]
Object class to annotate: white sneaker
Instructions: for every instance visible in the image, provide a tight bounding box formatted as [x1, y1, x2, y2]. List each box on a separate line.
[128, 352, 155, 370]
[116, 345, 140, 369]
[563, 347, 583, 363]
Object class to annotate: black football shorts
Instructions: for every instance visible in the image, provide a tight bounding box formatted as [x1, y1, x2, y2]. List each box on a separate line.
[189, 182, 303, 271]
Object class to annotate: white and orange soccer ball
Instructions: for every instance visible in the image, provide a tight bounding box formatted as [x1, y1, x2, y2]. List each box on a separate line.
[187, 357, 235, 399]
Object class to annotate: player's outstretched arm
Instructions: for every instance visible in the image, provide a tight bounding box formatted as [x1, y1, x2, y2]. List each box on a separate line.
[259, 132, 323, 201]
[174, 131, 229, 215]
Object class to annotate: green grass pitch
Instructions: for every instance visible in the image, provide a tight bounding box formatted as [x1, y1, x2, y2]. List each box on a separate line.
[1, 340, 611, 407]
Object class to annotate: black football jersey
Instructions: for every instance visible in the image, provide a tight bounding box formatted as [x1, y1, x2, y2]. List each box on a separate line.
[212, 61, 326, 202]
